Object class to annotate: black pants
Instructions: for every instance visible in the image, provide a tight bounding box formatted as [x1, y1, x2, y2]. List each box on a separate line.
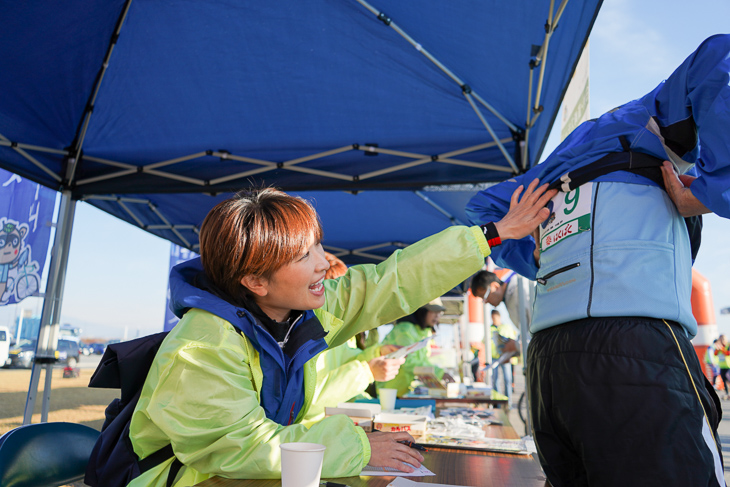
[527, 317, 724, 487]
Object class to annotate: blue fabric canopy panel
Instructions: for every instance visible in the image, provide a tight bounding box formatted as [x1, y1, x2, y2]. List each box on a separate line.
[0, 0, 601, 252]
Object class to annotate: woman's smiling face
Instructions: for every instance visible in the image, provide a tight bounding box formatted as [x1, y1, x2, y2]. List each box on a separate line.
[247, 232, 330, 322]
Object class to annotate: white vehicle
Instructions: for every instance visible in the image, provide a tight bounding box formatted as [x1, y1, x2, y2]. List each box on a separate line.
[0, 326, 10, 367]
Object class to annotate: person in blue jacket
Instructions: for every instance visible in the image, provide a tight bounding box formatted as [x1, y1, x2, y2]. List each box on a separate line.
[466, 34, 730, 487]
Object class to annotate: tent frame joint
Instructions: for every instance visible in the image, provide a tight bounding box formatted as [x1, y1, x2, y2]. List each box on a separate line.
[377, 12, 391, 25]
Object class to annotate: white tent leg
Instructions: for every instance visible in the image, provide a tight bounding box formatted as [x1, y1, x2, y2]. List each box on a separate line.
[23, 191, 76, 424]
[483, 300, 492, 388]
[517, 275, 532, 434]
[460, 293, 472, 383]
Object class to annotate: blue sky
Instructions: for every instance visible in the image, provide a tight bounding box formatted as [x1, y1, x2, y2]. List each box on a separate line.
[1, 0, 729, 339]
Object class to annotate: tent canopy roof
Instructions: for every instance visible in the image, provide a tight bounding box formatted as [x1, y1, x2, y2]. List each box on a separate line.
[0, 0, 601, 256]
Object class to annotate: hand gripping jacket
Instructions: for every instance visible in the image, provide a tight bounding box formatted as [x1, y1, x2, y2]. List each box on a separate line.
[466, 34, 730, 337]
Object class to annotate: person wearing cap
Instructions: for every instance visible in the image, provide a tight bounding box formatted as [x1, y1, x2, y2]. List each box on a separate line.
[376, 298, 455, 396]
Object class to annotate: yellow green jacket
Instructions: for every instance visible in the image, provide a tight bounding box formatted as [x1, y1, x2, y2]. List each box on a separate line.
[377, 321, 443, 396]
[128, 225, 489, 486]
[300, 342, 381, 427]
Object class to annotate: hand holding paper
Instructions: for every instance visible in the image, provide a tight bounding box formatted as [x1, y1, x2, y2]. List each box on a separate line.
[384, 336, 433, 359]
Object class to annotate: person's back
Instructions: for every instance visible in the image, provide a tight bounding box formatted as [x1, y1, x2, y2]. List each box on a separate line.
[465, 33, 730, 487]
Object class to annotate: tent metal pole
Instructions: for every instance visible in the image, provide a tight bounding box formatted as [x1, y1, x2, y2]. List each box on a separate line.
[353, 0, 518, 133]
[147, 203, 191, 248]
[414, 191, 464, 225]
[532, 0, 569, 118]
[483, 299, 492, 388]
[517, 275, 532, 434]
[23, 190, 76, 424]
[0, 139, 69, 156]
[0, 132, 62, 183]
[460, 293, 472, 383]
[464, 94, 519, 173]
[67, 0, 133, 185]
[523, 65, 535, 169]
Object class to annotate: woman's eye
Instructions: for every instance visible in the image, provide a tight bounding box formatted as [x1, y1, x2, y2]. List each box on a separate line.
[298, 252, 310, 262]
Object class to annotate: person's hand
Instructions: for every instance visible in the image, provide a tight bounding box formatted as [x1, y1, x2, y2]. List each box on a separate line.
[494, 179, 557, 241]
[660, 161, 710, 217]
[366, 431, 424, 472]
[379, 344, 401, 356]
[442, 372, 455, 383]
[367, 356, 405, 382]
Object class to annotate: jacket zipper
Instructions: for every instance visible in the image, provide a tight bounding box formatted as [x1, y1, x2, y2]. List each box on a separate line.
[537, 263, 580, 285]
[587, 182, 600, 316]
[287, 401, 296, 425]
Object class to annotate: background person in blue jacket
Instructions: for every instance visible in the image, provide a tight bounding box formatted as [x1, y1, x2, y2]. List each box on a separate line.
[466, 34, 730, 487]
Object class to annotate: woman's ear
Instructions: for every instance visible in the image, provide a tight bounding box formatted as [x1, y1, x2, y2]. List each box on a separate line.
[240, 275, 268, 297]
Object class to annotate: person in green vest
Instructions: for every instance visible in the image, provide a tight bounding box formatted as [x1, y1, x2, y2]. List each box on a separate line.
[377, 298, 456, 396]
[714, 335, 730, 400]
[489, 309, 518, 408]
[705, 338, 720, 391]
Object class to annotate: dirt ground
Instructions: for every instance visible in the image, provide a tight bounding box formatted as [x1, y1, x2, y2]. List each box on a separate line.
[1, 367, 119, 486]
[0, 367, 118, 435]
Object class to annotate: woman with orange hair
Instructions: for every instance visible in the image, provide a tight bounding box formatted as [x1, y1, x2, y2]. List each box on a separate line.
[126, 182, 554, 487]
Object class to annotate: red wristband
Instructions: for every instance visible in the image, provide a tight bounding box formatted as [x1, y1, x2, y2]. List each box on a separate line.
[481, 222, 501, 247]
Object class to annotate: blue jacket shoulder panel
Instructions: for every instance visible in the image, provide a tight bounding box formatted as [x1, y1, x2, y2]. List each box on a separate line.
[168, 257, 328, 425]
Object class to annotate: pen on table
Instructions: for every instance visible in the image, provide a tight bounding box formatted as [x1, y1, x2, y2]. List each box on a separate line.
[320, 482, 350, 487]
[398, 440, 428, 452]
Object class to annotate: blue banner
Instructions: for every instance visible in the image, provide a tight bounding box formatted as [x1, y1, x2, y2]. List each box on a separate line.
[164, 243, 198, 331]
[0, 169, 56, 306]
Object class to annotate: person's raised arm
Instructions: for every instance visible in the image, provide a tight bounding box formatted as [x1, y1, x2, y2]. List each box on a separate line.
[655, 34, 730, 218]
[467, 176, 556, 277]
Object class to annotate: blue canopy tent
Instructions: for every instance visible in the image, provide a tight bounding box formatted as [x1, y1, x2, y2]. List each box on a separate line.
[0, 0, 601, 422]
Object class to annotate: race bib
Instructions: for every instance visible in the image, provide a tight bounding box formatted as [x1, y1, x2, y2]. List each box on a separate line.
[539, 183, 593, 252]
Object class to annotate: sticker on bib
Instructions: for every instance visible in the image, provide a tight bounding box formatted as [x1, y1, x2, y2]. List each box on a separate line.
[539, 183, 593, 252]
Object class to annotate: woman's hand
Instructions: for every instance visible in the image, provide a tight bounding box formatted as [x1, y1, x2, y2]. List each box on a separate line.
[660, 161, 710, 217]
[494, 179, 557, 241]
[368, 356, 405, 382]
[380, 344, 401, 356]
[366, 431, 424, 472]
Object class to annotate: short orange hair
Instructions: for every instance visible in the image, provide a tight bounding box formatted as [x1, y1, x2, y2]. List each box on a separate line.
[199, 188, 323, 303]
[324, 251, 347, 280]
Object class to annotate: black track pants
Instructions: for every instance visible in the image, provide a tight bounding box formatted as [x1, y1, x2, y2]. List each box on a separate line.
[527, 317, 724, 487]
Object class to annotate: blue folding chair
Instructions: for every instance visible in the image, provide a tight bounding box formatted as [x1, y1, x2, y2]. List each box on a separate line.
[0, 422, 99, 487]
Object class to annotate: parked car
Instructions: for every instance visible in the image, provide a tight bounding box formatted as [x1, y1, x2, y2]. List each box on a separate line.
[0, 326, 10, 367]
[7, 339, 37, 368]
[57, 338, 80, 367]
[90, 342, 106, 355]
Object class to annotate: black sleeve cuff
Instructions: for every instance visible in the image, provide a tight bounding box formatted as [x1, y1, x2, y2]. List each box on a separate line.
[480, 222, 502, 247]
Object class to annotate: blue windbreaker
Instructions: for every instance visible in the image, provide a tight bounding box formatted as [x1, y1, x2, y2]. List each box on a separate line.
[466, 34, 730, 336]
[169, 258, 328, 425]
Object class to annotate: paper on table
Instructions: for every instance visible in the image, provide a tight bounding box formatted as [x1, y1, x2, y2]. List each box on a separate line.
[387, 477, 470, 487]
[384, 336, 433, 359]
[361, 463, 435, 477]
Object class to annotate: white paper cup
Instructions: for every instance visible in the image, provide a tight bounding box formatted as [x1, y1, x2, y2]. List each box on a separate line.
[379, 388, 398, 412]
[280, 442, 326, 487]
